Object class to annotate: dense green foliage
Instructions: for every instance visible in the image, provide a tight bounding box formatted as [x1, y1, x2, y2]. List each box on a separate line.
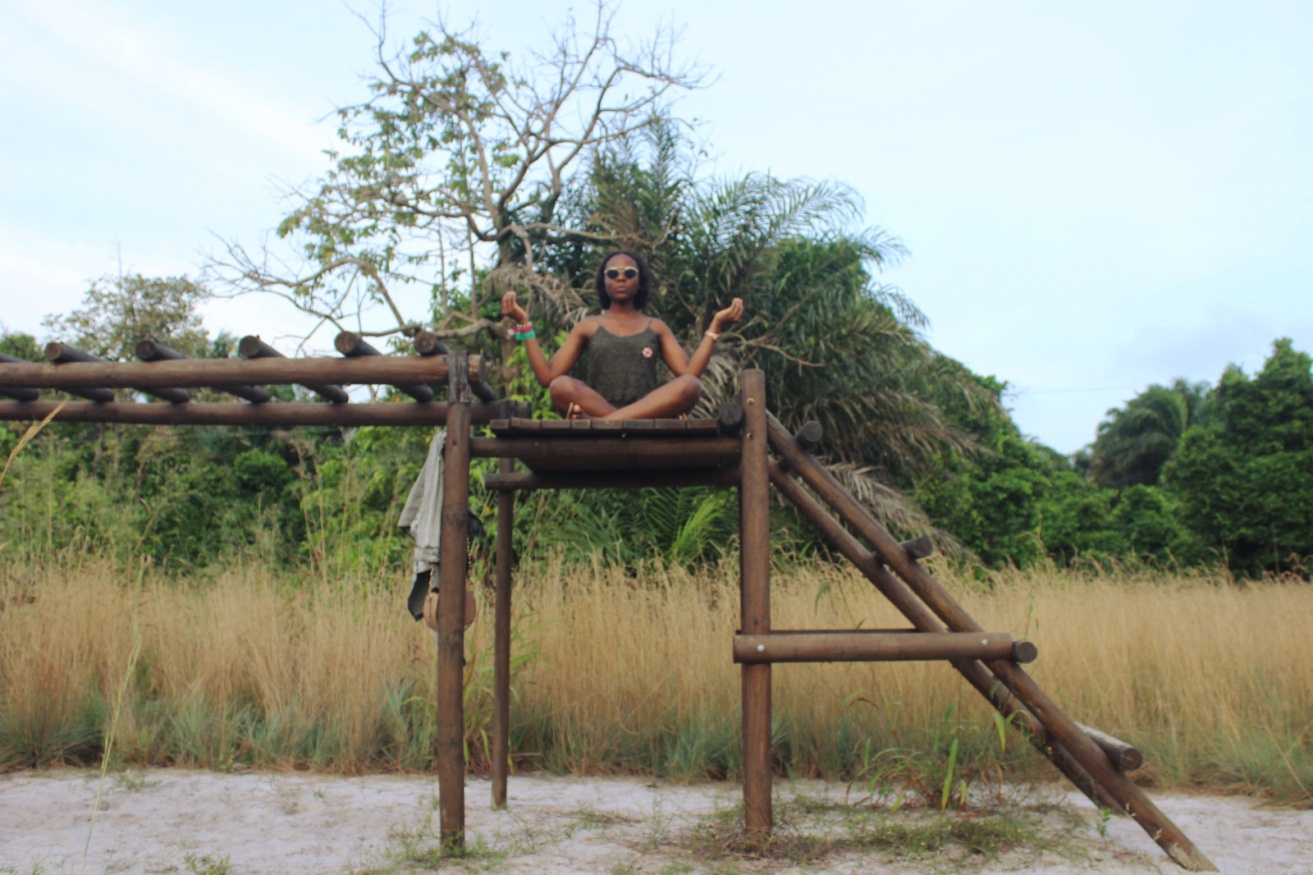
[1165, 339, 1313, 576]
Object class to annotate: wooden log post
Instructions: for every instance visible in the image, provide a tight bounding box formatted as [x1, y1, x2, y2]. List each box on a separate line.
[237, 336, 349, 403]
[739, 370, 772, 840]
[765, 417, 1216, 872]
[437, 351, 471, 849]
[716, 400, 745, 435]
[492, 456, 514, 810]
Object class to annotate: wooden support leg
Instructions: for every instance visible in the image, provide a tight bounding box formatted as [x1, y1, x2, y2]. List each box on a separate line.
[492, 457, 514, 810]
[739, 370, 772, 840]
[437, 391, 471, 849]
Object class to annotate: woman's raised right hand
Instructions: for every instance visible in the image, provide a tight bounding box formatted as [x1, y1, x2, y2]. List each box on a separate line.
[501, 291, 528, 324]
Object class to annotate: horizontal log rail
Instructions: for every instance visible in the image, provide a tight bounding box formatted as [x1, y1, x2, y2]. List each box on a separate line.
[733, 631, 1036, 664]
[489, 417, 721, 436]
[0, 355, 477, 392]
[485, 468, 741, 491]
[469, 435, 742, 471]
[0, 400, 514, 427]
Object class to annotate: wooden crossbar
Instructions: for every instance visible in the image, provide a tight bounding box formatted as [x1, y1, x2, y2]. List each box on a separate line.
[733, 631, 1036, 664]
[0, 400, 514, 427]
[470, 435, 741, 471]
[0, 355, 470, 390]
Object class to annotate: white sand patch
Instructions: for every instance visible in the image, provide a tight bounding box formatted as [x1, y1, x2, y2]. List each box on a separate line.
[1, 769, 1309, 874]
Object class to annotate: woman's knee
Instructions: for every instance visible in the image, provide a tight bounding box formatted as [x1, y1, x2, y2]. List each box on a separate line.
[675, 374, 701, 405]
[549, 376, 577, 407]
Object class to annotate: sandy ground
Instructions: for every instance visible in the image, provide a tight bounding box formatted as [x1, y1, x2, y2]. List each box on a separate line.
[1, 769, 1310, 874]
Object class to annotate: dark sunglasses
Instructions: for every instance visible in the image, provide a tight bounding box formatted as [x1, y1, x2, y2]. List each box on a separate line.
[605, 267, 639, 280]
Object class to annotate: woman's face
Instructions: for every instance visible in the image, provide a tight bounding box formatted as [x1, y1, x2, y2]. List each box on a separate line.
[603, 253, 640, 304]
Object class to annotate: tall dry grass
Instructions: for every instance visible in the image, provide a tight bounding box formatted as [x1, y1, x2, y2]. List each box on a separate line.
[2, 553, 1309, 802]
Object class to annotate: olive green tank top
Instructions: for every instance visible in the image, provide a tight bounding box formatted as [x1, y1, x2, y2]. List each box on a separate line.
[586, 323, 660, 407]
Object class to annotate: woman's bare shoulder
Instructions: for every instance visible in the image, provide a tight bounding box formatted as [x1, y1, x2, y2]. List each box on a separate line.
[567, 316, 602, 344]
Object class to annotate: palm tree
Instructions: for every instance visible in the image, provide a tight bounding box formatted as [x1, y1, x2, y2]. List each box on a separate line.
[530, 123, 996, 535]
[1088, 379, 1208, 489]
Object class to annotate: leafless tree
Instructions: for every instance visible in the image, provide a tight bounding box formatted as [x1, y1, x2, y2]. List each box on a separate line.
[212, 1, 705, 349]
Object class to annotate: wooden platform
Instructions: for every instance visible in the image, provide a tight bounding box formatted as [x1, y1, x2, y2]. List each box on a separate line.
[489, 417, 722, 436]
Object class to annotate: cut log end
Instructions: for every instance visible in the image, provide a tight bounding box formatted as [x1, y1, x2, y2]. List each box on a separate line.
[1011, 639, 1039, 664]
[717, 400, 745, 434]
[900, 535, 934, 561]
[794, 420, 823, 451]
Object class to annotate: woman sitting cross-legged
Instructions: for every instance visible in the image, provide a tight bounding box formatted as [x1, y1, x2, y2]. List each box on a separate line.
[501, 250, 744, 420]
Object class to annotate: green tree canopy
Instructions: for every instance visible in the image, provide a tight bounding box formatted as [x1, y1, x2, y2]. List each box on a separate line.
[1166, 339, 1313, 575]
[1088, 378, 1207, 489]
[42, 273, 210, 361]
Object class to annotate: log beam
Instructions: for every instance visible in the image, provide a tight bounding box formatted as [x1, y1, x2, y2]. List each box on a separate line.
[413, 331, 498, 403]
[734, 631, 1035, 664]
[0, 354, 469, 392]
[238, 336, 349, 403]
[484, 468, 740, 491]
[0, 401, 507, 427]
[469, 436, 741, 471]
[135, 340, 270, 404]
[335, 331, 434, 402]
[0, 355, 38, 401]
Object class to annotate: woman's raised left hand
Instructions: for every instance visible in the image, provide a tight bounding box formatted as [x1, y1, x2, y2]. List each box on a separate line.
[712, 297, 744, 330]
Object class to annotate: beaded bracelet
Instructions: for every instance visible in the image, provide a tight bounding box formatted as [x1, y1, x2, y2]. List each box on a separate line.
[514, 329, 536, 342]
[705, 330, 719, 341]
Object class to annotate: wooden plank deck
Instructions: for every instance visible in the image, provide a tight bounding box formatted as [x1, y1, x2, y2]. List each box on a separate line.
[489, 417, 721, 437]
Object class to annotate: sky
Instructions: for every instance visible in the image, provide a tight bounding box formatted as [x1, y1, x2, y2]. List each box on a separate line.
[2, 0, 1310, 454]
